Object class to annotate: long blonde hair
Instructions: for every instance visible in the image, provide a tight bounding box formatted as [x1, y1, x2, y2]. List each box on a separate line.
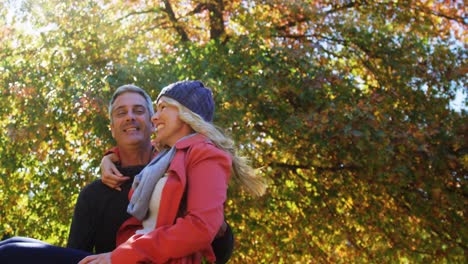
[163, 97, 267, 197]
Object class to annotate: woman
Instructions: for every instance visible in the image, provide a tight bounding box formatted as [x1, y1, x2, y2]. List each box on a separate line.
[80, 80, 266, 263]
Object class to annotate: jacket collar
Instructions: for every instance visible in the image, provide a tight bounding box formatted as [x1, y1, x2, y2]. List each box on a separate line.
[174, 133, 210, 150]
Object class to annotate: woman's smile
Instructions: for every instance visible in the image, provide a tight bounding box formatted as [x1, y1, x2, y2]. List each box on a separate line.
[152, 97, 192, 147]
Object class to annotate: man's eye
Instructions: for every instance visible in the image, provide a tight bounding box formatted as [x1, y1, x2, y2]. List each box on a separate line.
[134, 108, 145, 114]
[116, 111, 126, 116]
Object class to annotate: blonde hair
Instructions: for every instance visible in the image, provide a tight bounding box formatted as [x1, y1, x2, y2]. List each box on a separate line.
[163, 97, 267, 197]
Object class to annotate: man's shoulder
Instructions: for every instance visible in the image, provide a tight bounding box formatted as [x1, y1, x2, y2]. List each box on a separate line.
[80, 179, 113, 197]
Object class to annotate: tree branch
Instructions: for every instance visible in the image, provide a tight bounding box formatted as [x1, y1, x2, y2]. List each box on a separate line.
[117, 8, 163, 22]
[269, 161, 359, 172]
[325, 1, 368, 15]
[184, 1, 227, 42]
[206, 0, 226, 41]
[162, 0, 189, 42]
[415, 4, 467, 26]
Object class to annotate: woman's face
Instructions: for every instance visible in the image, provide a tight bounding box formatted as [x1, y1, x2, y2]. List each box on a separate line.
[152, 97, 192, 147]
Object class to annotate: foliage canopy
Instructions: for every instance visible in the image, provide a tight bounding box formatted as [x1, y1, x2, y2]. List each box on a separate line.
[0, 0, 466, 263]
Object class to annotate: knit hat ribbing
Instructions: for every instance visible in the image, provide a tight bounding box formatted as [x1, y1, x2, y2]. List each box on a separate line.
[156, 80, 214, 122]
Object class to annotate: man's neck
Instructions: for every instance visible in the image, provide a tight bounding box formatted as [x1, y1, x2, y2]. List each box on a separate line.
[118, 143, 153, 167]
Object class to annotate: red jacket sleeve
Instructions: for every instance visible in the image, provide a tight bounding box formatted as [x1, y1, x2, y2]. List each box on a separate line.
[104, 146, 120, 159]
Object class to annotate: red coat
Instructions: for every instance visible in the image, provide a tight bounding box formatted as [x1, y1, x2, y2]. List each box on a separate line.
[111, 134, 231, 264]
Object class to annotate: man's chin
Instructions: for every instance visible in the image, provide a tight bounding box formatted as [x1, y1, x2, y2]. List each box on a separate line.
[121, 136, 145, 145]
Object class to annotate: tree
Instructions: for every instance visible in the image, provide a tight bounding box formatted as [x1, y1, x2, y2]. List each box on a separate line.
[0, 0, 466, 262]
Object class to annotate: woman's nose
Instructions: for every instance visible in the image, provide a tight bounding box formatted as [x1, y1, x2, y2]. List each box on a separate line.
[151, 112, 159, 122]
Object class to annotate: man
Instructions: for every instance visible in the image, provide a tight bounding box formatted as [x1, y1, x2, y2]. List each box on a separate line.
[0, 85, 155, 264]
[67, 84, 156, 253]
[67, 84, 233, 263]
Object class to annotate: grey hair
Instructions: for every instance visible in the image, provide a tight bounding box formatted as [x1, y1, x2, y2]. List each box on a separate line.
[108, 84, 155, 123]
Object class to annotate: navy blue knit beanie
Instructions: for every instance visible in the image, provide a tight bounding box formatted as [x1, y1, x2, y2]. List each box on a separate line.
[156, 80, 214, 122]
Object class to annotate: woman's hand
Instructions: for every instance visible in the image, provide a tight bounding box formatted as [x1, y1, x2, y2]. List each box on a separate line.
[79, 252, 112, 264]
[101, 154, 129, 191]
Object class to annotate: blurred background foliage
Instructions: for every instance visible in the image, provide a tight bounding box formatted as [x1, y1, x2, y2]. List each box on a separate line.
[0, 0, 466, 263]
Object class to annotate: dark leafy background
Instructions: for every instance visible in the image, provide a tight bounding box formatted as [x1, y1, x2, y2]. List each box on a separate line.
[0, 0, 466, 263]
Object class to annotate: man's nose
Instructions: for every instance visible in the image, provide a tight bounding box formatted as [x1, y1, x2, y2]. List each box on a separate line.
[126, 111, 136, 120]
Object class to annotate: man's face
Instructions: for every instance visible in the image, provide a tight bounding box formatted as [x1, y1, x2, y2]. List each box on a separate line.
[110, 92, 154, 146]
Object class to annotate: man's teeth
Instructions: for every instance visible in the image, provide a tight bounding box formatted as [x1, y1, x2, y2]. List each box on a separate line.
[157, 124, 164, 130]
[126, 128, 137, 131]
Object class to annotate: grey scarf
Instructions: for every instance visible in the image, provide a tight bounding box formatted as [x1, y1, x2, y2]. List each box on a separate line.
[127, 146, 176, 220]
[127, 134, 197, 221]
